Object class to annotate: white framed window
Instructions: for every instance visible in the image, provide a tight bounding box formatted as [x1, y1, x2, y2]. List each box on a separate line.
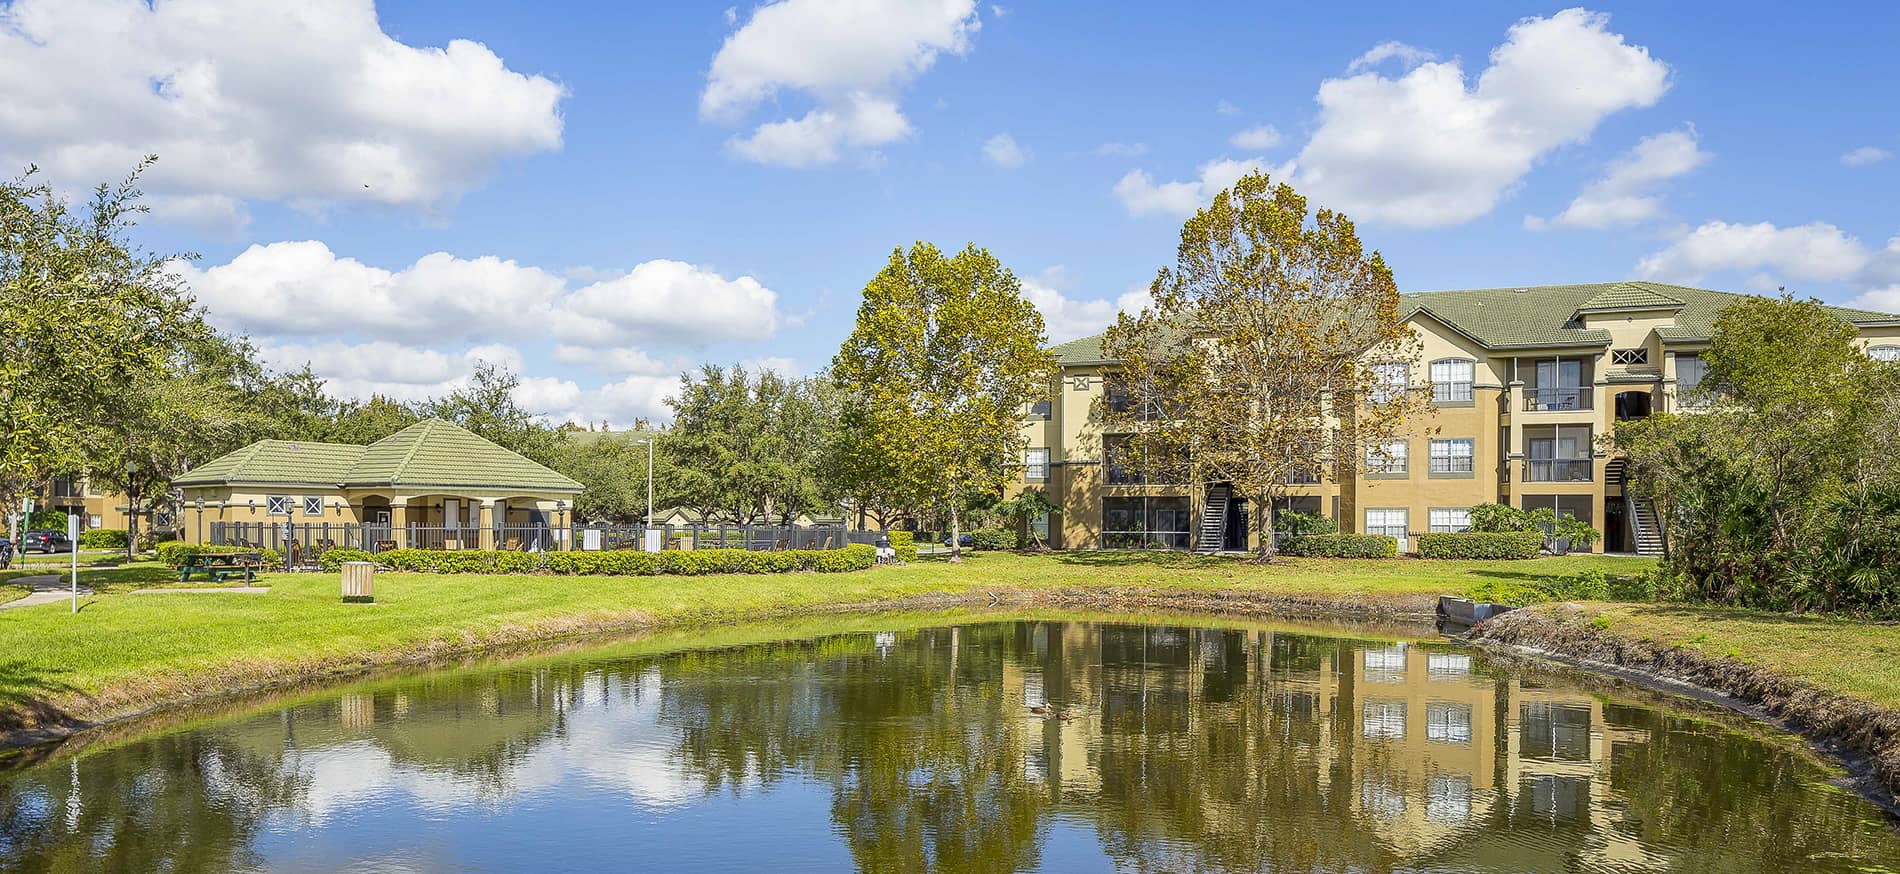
[1427, 652, 1471, 676]
[1369, 362, 1409, 404]
[266, 496, 290, 516]
[1870, 345, 1900, 362]
[302, 497, 324, 516]
[1364, 644, 1408, 674]
[1426, 775, 1473, 824]
[1365, 508, 1408, 549]
[1429, 359, 1475, 403]
[1428, 508, 1471, 533]
[1429, 439, 1474, 474]
[1024, 448, 1049, 482]
[1610, 348, 1649, 365]
[1427, 702, 1473, 744]
[1365, 439, 1407, 474]
[1363, 701, 1407, 740]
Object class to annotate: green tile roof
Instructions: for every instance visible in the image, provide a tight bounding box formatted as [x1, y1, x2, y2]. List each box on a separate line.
[1052, 281, 1900, 363]
[176, 419, 581, 493]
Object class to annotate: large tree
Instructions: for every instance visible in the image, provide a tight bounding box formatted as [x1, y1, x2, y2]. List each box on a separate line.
[1100, 171, 1427, 559]
[832, 243, 1056, 561]
[665, 365, 836, 524]
[0, 161, 200, 541]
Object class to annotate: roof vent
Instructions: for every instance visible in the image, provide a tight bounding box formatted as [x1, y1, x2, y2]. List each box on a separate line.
[1513, 288, 1528, 294]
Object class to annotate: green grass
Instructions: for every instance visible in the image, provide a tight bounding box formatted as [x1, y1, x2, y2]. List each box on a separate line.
[0, 550, 1652, 732]
[0, 561, 180, 592]
[1559, 603, 1900, 710]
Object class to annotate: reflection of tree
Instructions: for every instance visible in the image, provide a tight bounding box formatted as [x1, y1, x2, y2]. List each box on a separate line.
[0, 731, 305, 873]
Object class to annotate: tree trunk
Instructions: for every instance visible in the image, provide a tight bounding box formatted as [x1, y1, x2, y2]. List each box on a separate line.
[948, 503, 963, 564]
[1255, 491, 1275, 562]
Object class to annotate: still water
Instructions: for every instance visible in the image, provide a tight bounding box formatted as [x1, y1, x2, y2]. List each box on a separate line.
[1, 616, 1897, 873]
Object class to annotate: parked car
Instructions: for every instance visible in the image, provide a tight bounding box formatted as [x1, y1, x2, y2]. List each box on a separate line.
[941, 533, 976, 548]
[20, 530, 74, 554]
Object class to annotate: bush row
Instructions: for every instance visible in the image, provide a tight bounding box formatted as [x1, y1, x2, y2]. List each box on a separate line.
[1416, 530, 1544, 560]
[77, 529, 128, 549]
[971, 528, 1016, 551]
[886, 531, 919, 563]
[1466, 569, 1654, 606]
[155, 542, 283, 569]
[325, 543, 879, 576]
[1280, 533, 1398, 558]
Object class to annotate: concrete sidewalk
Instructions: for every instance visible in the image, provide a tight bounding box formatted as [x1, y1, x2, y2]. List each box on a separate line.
[1, 574, 91, 610]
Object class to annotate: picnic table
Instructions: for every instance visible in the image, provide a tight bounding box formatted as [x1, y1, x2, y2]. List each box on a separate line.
[179, 551, 263, 583]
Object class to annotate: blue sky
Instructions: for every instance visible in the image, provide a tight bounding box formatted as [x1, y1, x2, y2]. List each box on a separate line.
[5, 1, 1897, 424]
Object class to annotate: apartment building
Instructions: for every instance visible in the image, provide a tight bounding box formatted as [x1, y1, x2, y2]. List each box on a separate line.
[1019, 281, 1900, 554]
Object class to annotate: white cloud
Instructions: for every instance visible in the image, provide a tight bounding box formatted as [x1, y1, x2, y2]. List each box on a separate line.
[1346, 40, 1435, 74]
[724, 6, 739, 24]
[702, 0, 979, 167]
[1094, 141, 1148, 158]
[1526, 125, 1708, 230]
[178, 242, 782, 350]
[1216, 99, 1242, 116]
[982, 133, 1028, 168]
[1020, 267, 1157, 342]
[0, 0, 564, 230]
[1285, 9, 1670, 228]
[1229, 124, 1281, 150]
[1842, 146, 1893, 167]
[1113, 157, 1266, 218]
[1635, 221, 1872, 285]
[741, 356, 801, 376]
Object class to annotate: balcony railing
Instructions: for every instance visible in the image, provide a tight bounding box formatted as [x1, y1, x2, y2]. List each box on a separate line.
[1524, 387, 1591, 411]
[1523, 459, 1592, 482]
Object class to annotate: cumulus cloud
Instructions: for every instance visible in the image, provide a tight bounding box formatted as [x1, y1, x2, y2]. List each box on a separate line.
[1842, 146, 1893, 167]
[1345, 40, 1435, 74]
[0, 0, 565, 231]
[702, 0, 979, 167]
[178, 243, 780, 348]
[1215, 99, 1242, 116]
[1634, 222, 1900, 315]
[1113, 157, 1266, 218]
[1526, 126, 1708, 230]
[982, 133, 1028, 168]
[1229, 124, 1282, 150]
[1285, 9, 1670, 228]
[1020, 267, 1157, 342]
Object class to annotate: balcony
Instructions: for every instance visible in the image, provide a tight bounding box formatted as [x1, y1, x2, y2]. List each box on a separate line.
[1523, 387, 1591, 412]
[1523, 459, 1592, 482]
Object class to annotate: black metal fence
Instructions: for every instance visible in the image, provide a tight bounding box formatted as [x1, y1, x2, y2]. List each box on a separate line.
[209, 521, 861, 567]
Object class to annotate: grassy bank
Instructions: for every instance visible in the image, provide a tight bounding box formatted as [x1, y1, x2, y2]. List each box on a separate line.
[0, 551, 1647, 736]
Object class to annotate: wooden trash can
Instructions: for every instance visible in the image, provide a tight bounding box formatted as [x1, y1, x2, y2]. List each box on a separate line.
[341, 561, 375, 603]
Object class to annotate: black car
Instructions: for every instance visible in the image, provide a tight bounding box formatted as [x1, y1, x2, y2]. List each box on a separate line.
[20, 530, 73, 554]
[941, 533, 976, 548]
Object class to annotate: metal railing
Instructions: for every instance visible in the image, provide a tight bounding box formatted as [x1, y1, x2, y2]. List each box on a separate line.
[1524, 387, 1591, 411]
[208, 521, 858, 566]
[1523, 459, 1593, 482]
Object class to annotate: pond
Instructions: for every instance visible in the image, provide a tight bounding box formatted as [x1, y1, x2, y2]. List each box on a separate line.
[1, 614, 1897, 872]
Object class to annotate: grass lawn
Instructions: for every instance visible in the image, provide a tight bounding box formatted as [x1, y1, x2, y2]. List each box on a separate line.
[0, 550, 1652, 732]
[1563, 603, 1900, 710]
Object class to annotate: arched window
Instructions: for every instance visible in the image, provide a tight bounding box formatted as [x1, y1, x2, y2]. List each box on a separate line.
[1869, 345, 1900, 362]
[1429, 358, 1475, 403]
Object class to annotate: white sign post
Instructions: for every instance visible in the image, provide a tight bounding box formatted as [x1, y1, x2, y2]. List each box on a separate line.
[67, 514, 79, 614]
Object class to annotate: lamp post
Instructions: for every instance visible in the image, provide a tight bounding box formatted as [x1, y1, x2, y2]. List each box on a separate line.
[634, 438, 654, 525]
[195, 496, 205, 545]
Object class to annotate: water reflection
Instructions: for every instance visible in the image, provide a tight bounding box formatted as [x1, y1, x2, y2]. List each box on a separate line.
[2, 618, 1897, 873]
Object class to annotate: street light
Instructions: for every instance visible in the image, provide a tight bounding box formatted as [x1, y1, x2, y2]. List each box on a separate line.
[634, 438, 655, 525]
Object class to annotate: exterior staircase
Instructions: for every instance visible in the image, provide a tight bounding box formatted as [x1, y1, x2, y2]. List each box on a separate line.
[1607, 458, 1664, 556]
[1197, 487, 1229, 554]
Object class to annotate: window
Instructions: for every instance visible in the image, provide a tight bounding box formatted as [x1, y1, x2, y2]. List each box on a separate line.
[1428, 438, 1474, 475]
[1369, 362, 1409, 404]
[1365, 508, 1408, 548]
[1426, 775, 1473, 824]
[1028, 399, 1053, 420]
[1428, 508, 1471, 533]
[1427, 702, 1473, 744]
[1676, 354, 1707, 394]
[1430, 359, 1475, 403]
[266, 496, 290, 516]
[1427, 652, 1471, 676]
[1524, 425, 1591, 482]
[1610, 347, 1649, 365]
[1102, 496, 1191, 549]
[302, 497, 325, 516]
[1364, 644, 1407, 674]
[1362, 701, 1406, 740]
[1525, 357, 1591, 411]
[1365, 439, 1407, 475]
[1870, 346, 1900, 362]
[1024, 448, 1049, 482]
[1104, 435, 1183, 484]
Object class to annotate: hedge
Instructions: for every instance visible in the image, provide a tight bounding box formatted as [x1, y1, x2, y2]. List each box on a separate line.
[1416, 530, 1544, 560]
[77, 529, 128, 549]
[887, 531, 919, 563]
[1280, 533, 1398, 558]
[349, 543, 878, 576]
[317, 548, 375, 572]
[972, 528, 1016, 550]
[155, 542, 283, 569]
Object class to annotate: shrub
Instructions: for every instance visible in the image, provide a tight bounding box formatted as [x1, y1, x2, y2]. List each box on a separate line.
[971, 528, 1016, 550]
[353, 543, 878, 577]
[1468, 503, 1542, 533]
[77, 529, 128, 549]
[1280, 533, 1397, 558]
[25, 510, 70, 531]
[1465, 569, 1620, 606]
[884, 531, 920, 562]
[1275, 510, 1338, 536]
[318, 548, 374, 572]
[1416, 531, 1543, 560]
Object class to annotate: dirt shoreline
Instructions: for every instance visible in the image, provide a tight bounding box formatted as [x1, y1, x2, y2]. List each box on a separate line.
[0, 586, 1440, 754]
[1469, 605, 1900, 817]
